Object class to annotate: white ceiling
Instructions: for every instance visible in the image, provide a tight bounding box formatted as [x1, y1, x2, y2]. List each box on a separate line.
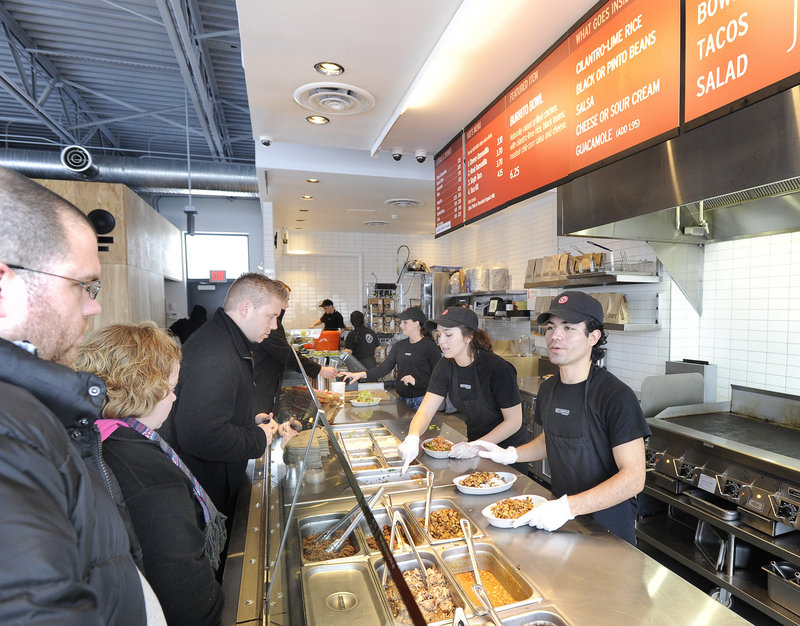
[237, 0, 598, 236]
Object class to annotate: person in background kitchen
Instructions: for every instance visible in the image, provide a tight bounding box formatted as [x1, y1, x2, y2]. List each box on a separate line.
[161, 273, 287, 531]
[309, 298, 345, 330]
[76, 322, 225, 626]
[254, 281, 337, 437]
[396, 307, 529, 472]
[343, 306, 441, 411]
[0, 166, 160, 623]
[168, 304, 207, 345]
[342, 310, 379, 369]
[470, 291, 650, 545]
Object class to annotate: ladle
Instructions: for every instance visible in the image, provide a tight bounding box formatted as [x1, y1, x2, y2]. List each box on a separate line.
[381, 510, 429, 588]
[321, 487, 384, 551]
[424, 470, 434, 533]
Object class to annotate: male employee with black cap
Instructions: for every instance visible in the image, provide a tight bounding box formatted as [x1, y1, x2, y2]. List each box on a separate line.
[310, 298, 345, 330]
[396, 306, 529, 473]
[470, 291, 650, 544]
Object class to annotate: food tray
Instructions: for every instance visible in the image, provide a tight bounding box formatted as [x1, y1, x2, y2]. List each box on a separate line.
[498, 606, 571, 626]
[302, 561, 391, 626]
[358, 507, 426, 553]
[297, 513, 364, 565]
[763, 562, 800, 615]
[438, 541, 539, 613]
[355, 466, 428, 487]
[405, 498, 484, 545]
[684, 489, 740, 521]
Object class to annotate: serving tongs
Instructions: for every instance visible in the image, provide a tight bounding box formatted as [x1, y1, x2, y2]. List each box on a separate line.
[460, 518, 501, 626]
[366, 429, 389, 467]
[381, 509, 429, 588]
[424, 470, 434, 533]
[472, 583, 503, 626]
[318, 486, 384, 550]
[381, 493, 407, 550]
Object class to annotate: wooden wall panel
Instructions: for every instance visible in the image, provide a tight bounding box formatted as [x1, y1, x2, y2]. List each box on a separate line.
[89, 263, 130, 330]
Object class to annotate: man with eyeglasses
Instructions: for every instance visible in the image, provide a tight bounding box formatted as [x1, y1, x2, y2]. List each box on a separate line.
[0, 167, 162, 623]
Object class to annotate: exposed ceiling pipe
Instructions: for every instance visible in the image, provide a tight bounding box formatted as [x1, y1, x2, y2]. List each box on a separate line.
[0, 148, 257, 195]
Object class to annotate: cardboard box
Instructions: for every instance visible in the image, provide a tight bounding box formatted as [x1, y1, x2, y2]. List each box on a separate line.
[372, 316, 384, 332]
[368, 297, 383, 315]
[382, 298, 396, 313]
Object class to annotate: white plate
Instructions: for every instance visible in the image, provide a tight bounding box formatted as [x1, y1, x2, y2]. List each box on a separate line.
[453, 472, 517, 495]
[421, 437, 454, 459]
[351, 399, 381, 407]
[481, 494, 546, 528]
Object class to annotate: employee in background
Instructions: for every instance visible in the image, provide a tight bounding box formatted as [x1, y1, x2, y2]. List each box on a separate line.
[169, 304, 207, 344]
[396, 307, 528, 471]
[470, 291, 650, 545]
[343, 306, 441, 410]
[342, 310, 379, 368]
[310, 298, 345, 330]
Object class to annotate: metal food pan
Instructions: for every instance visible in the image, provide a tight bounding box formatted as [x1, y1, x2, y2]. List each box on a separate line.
[350, 457, 386, 472]
[297, 513, 364, 565]
[358, 508, 427, 553]
[438, 541, 538, 613]
[405, 498, 484, 544]
[341, 436, 374, 452]
[302, 561, 391, 626]
[371, 550, 473, 625]
[333, 422, 386, 434]
[367, 427, 392, 437]
[763, 563, 800, 615]
[499, 606, 570, 626]
[355, 466, 428, 487]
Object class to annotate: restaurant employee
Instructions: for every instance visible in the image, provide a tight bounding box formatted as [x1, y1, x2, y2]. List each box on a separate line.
[471, 291, 650, 545]
[397, 307, 529, 473]
[309, 299, 345, 330]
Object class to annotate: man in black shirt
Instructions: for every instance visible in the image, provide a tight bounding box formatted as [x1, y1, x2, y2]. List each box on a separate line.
[343, 310, 378, 368]
[472, 291, 650, 544]
[310, 298, 345, 330]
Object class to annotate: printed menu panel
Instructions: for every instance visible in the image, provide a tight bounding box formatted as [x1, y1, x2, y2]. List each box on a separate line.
[685, 0, 800, 122]
[568, 0, 680, 172]
[434, 134, 464, 235]
[464, 98, 510, 222]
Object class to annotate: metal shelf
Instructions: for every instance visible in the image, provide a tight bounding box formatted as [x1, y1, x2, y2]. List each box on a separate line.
[524, 271, 659, 289]
[446, 289, 528, 298]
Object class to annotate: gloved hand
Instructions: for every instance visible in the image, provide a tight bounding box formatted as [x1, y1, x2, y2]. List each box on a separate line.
[526, 494, 574, 532]
[448, 441, 480, 459]
[398, 434, 420, 473]
[470, 440, 518, 465]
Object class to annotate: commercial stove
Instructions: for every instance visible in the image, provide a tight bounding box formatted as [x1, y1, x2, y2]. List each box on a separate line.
[646, 385, 800, 536]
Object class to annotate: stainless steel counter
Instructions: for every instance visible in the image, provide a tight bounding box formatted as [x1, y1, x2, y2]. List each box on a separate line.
[223, 394, 748, 625]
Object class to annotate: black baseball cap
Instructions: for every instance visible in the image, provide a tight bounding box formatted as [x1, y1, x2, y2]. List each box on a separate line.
[425, 307, 479, 332]
[318, 299, 334, 307]
[536, 291, 603, 325]
[397, 306, 427, 325]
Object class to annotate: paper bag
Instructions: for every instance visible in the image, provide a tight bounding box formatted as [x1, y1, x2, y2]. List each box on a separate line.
[593, 292, 630, 324]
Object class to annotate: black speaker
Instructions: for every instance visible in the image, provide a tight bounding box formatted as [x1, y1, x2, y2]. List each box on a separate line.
[88, 209, 116, 235]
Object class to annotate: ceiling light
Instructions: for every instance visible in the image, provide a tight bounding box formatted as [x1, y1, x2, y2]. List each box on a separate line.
[299, 209, 309, 212]
[306, 115, 329, 125]
[314, 61, 344, 76]
[296, 219, 305, 222]
[302, 195, 313, 200]
[306, 178, 320, 183]
[363, 220, 390, 227]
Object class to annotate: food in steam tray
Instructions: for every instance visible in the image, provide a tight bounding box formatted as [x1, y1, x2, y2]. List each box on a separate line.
[301, 530, 357, 562]
[385, 567, 455, 624]
[460, 471, 506, 489]
[423, 436, 453, 452]
[492, 496, 536, 519]
[366, 524, 408, 550]
[454, 570, 516, 607]
[417, 508, 465, 540]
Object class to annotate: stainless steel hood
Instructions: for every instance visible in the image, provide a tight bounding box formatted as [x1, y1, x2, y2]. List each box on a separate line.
[558, 85, 800, 313]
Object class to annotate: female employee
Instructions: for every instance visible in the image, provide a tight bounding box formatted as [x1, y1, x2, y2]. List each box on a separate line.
[397, 307, 529, 473]
[342, 310, 379, 368]
[343, 306, 441, 410]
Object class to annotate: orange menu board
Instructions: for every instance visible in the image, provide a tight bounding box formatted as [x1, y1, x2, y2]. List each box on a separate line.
[434, 134, 464, 235]
[568, 0, 680, 172]
[685, 0, 800, 122]
[464, 98, 509, 222]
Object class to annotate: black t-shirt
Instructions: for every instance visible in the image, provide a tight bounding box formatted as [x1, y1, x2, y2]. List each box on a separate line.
[320, 311, 345, 330]
[344, 326, 379, 366]
[534, 366, 651, 543]
[364, 336, 441, 397]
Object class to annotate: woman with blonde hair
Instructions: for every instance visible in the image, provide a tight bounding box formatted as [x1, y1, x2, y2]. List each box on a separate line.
[75, 322, 225, 626]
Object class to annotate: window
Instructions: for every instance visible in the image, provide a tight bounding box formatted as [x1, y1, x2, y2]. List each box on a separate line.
[185, 233, 249, 280]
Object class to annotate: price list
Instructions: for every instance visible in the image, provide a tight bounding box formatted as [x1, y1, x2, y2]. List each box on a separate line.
[685, 0, 800, 122]
[434, 134, 464, 235]
[464, 98, 509, 222]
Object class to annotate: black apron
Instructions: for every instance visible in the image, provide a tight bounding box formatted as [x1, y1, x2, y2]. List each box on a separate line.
[449, 354, 528, 473]
[538, 366, 638, 544]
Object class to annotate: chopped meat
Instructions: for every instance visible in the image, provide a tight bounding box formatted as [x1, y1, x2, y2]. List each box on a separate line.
[460, 472, 505, 488]
[385, 566, 455, 624]
[367, 524, 408, 550]
[418, 508, 465, 540]
[301, 530, 357, 562]
[491, 497, 535, 519]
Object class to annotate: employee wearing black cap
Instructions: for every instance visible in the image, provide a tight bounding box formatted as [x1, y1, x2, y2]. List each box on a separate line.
[470, 291, 650, 545]
[397, 306, 529, 473]
[309, 299, 345, 330]
[342, 310, 379, 369]
[343, 307, 441, 410]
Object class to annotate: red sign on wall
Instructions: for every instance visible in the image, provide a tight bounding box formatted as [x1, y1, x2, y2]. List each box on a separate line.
[209, 270, 227, 282]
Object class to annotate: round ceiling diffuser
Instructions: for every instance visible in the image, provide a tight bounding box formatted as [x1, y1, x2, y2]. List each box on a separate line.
[384, 198, 424, 208]
[363, 220, 390, 227]
[294, 82, 375, 115]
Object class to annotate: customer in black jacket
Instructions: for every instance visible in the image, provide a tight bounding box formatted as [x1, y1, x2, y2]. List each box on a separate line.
[169, 304, 207, 344]
[0, 167, 154, 623]
[162, 273, 287, 522]
[343, 310, 378, 369]
[77, 322, 226, 626]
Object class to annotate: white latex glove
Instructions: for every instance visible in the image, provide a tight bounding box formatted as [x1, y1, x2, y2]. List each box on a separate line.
[448, 441, 480, 459]
[470, 440, 518, 465]
[526, 494, 574, 532]
[398, 434, 420, 473]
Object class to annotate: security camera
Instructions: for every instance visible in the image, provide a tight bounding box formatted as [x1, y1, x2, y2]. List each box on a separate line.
[259, 136, 272, 147]
[415, 150, 427, 163]
[391, 148, 403, 161]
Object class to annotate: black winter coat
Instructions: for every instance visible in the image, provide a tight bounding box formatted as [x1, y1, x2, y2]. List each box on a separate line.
[0, 339, 147, 625]
[102, 427, 223, 625]
[161, 308, 267, 519]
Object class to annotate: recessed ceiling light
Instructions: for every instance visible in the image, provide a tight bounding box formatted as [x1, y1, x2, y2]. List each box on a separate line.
[306, 115, 329, 125]
[296, 219, 305, 222]
[314, 62, 344, 76]
[294, 227, 303, 230]
[299, 209, 309, 212]
[301, 195, 313, 200]
[306, 178, 320, 183]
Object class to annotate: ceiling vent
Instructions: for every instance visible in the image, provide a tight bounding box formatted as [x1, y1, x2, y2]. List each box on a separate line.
[363, 220, 390, 227]
[384, 198, 424, 208]
[294, 82, 375, 115]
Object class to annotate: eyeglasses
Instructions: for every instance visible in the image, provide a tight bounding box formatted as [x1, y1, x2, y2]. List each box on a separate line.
[8, 264, 102, 299]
